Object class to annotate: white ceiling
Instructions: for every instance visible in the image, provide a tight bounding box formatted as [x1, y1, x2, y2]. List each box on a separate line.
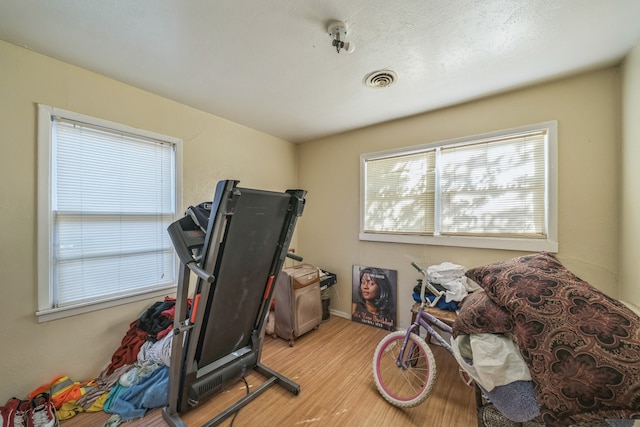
[1, 1, 640, 143]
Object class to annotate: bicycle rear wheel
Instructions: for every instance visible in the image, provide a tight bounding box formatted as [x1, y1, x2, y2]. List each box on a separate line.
[372, 330, 437, 408]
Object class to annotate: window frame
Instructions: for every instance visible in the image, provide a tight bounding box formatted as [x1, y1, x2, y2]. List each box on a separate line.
[359, 121, 558, 252]
[36, 104, 183, 322]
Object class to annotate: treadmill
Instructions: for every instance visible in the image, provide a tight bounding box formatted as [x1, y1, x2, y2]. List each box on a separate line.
[163, 180, 305, 427]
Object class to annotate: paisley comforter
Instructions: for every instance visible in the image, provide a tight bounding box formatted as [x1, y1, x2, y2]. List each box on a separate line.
[454, 252, 640, 426]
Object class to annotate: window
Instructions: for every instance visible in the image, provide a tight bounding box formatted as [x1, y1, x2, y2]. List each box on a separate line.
[37, 105, 183, 322]
[360, 121, 557, 252]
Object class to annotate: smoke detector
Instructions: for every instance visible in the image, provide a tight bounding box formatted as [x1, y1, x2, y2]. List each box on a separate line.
[328, 20, 355, 53]
[364, 70, 398, 88]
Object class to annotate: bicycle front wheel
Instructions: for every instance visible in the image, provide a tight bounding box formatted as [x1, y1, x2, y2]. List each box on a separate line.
[372, 330, 437, 408]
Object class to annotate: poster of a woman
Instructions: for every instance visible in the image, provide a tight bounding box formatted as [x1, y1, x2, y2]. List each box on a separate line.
[352, 265, 397, 331]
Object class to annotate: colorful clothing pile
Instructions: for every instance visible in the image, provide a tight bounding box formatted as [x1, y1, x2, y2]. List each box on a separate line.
[30, 296, 187, 425]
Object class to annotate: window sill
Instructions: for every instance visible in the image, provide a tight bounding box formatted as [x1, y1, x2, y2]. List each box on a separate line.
[359, 232, 558, 253]
[36, 285, 176, 323]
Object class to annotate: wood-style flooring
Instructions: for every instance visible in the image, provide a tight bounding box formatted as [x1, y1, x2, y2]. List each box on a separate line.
[60, 315, 477, 427]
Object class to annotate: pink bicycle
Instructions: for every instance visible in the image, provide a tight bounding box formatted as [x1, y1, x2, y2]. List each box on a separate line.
[372, 262, 471, 407]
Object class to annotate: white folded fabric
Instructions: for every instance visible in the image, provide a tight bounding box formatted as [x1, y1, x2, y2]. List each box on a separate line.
[451, 333, 531, 391]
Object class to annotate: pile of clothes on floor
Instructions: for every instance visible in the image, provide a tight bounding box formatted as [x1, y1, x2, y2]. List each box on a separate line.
[30, 296, 185, 427]
[411, 261, 480, 311]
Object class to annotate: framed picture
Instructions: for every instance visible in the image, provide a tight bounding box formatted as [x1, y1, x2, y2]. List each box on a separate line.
[352, 265, 397, 331]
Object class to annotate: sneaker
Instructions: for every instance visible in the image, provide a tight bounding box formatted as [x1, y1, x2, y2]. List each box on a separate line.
[1, 398, 29, 427]
[28, 394, 57, 427]
[15, 400, 31, 427]
[0, 398, 17, 427]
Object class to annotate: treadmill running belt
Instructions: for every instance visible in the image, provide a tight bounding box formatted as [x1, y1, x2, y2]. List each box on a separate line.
[196, 189, 292, 368]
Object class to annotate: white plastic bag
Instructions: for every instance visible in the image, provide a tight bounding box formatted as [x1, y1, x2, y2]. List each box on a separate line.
[427, 262, 479, 301]
[442, 278, 469, 302]
[451, 333, 531, 391]
[427, 262, 466, 284]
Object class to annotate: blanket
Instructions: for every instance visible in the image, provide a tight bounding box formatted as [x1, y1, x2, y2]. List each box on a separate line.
[457, 252, 640, 427]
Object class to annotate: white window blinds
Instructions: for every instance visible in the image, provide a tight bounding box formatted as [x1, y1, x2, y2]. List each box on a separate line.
[439, 131, 547, 237]
[364, 151, 436, 234]
[52, 118, 176, 307]
[361, 122, 555, 251]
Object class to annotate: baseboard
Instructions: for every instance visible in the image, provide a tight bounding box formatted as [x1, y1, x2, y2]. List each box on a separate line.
[330, 309, 350, 320]
[622, 300, 640, 316]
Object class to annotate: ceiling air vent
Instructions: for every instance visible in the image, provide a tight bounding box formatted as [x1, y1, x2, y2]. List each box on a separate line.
[364, 70, 397, 88]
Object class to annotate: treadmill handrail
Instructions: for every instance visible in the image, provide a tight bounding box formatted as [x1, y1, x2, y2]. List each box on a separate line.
[286, 252, 303, 262]
[187, 260, 215, 283]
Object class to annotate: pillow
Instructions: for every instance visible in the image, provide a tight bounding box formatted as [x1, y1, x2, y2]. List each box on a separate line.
[465, 252, 640, 426]
[452, 290, 513, 337]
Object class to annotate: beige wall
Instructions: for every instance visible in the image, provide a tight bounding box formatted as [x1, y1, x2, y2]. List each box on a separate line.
[0, 40, 298, 401]
[297, 67, 623, 328]
[620, 40, 640, 309]
[1, 34, 636, 403]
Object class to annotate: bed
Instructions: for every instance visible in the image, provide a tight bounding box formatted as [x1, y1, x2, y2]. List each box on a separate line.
[452, 252, 640, 427]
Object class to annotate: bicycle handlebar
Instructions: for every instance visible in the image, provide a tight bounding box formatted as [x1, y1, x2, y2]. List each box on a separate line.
[411, 261, 446, 308]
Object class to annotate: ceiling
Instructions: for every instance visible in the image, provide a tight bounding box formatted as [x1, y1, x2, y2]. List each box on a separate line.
[2, 1, 640, 143]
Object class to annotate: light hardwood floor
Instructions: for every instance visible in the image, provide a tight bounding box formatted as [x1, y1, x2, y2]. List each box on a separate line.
[61, 315, 477, 427]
